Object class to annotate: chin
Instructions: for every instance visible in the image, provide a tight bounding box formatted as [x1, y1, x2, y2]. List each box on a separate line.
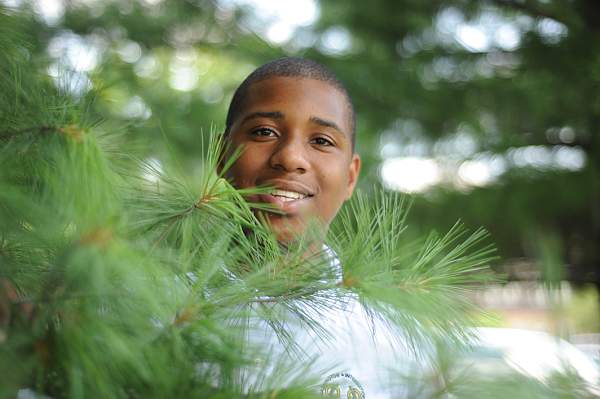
[265, 215, 330, 249]
[263, 214, 305, 242]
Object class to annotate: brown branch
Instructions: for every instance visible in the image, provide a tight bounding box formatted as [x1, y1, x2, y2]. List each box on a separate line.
[491, 0, 573, 27]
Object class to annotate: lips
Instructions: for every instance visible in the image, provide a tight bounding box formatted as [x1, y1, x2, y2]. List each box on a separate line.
[254, 179, 316, 214]
[269, 188, 309, 201]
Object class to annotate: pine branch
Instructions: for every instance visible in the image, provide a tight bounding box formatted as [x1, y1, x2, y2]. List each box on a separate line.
[0, 125, 57, 140]
[0, 124, 84, 141]
[151, 204, 196, 249]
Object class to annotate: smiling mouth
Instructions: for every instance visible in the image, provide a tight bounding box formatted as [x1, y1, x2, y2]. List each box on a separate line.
[269, 189, 312, 202]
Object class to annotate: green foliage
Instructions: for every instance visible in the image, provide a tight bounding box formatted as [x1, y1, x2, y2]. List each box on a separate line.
[2, 0, 598, 288]
[1, 5, 598, 399]
[567, 286, 600, 333]
[330, 191, 497, 347]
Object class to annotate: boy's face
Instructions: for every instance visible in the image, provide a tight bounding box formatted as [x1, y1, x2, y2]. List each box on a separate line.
[224, 77, 361, 242]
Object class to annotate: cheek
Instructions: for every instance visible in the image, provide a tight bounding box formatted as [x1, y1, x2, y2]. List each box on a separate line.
[226, 154, 258, 188]
[317, 168, 350, 210]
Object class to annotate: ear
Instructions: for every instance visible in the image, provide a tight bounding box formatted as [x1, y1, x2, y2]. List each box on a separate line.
[345, 153, 361, 200]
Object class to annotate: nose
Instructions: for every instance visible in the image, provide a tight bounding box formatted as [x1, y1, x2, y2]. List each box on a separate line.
[269, 136, 310, 173]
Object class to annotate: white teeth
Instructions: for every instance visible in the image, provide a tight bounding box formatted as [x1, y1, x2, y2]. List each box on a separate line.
[270, 189, 307, 200]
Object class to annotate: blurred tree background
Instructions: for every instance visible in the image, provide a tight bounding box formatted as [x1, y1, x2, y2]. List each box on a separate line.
[1, 0, 598, 329]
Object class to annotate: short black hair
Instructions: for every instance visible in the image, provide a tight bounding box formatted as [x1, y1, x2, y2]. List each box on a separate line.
[224, 57, 356, 150]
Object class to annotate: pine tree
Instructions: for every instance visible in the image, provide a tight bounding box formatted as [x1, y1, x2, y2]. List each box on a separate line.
[1, 8, 597, 399]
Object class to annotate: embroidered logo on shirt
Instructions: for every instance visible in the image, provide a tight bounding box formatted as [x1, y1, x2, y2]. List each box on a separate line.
[321, 372, 365, 398]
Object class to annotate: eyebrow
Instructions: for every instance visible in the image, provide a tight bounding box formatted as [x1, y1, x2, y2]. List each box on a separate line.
[241, 111, 284, 124]
[309, 116, 345, 136]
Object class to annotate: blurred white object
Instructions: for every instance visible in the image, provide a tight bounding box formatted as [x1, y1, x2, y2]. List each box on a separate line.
[571, 333, 600, 366]
[467, 328, 600, 390]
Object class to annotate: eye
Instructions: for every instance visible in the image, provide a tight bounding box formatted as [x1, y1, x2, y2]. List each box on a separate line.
[311, 136, 334, 146]
[250, 127, 278, 138]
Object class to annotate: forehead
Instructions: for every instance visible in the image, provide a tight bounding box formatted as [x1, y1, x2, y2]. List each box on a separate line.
[239, 77, 353, 135]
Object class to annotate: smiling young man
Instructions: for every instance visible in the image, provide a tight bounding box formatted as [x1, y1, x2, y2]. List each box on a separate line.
[221, 59, 413, 398]
[222, 57, 361, 244]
